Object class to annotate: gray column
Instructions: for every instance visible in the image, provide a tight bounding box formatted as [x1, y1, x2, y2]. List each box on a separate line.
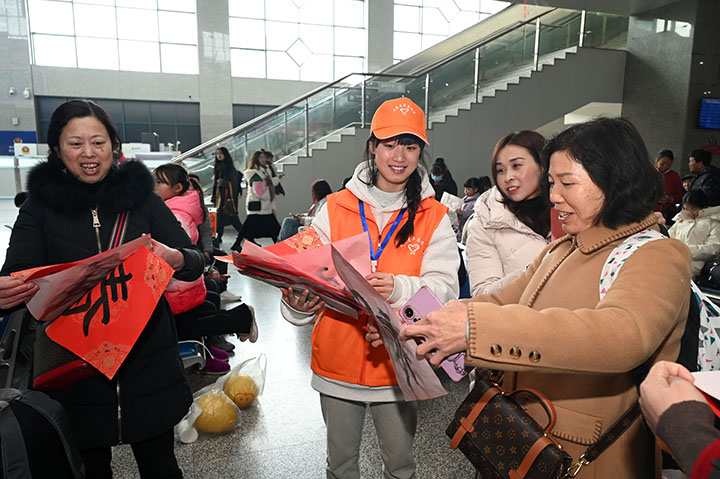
[681, 0, 720, 164]
[623, 0, 720, 175]
[0, 1, 37, 141]
[367, 0, 394, 73]
[196, 0, 233, 143]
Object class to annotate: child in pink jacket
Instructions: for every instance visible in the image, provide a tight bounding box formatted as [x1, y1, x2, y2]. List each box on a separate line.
[155, 163, 259, 374]
[155, 163, 207, 314]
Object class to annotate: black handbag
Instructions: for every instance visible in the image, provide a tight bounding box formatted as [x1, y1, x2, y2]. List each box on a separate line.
[447, 380, 641, 479]
[697, 254, 720, 290]
[247, 200, 261, 212]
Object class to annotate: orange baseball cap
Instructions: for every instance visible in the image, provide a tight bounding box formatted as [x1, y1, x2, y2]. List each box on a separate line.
[370, 97, 429, 145]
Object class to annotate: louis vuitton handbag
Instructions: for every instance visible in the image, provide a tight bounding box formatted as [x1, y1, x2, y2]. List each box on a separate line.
[446, 380, 641, 479]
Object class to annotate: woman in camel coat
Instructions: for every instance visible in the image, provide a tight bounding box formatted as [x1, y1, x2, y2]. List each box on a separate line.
[397, 118, 691, 478]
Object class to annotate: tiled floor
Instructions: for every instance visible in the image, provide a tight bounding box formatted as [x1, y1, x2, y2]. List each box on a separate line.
[0, 200, 475, 478]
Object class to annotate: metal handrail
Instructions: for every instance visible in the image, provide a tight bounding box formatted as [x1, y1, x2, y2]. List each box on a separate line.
[401, 9, 561, 77]
[176, 72, 421, 161]
[173, 7, 570, 164]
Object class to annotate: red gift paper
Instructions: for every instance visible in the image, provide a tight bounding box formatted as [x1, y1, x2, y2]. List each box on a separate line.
[12, 235, 152, 322]
[44, 246, 173, 379]
[229, 227, 447, 401]
[213, 226, 324, 265]
[231, 228, 371, 317]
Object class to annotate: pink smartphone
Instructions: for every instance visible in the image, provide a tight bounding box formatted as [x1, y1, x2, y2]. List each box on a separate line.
[400, 286, 468, 382]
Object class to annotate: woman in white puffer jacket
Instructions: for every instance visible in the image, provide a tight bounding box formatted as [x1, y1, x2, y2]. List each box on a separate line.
[466, 130, 552, 296]
[669, 189, 720, 277]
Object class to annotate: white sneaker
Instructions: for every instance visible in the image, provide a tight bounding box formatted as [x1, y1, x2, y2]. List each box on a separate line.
[221, 291, 243, 302]
[238, 305, 258, 343]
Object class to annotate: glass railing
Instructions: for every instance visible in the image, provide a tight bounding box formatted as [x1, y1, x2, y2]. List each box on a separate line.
[583, 11, 629, 49]
[178, 7, 629, 192]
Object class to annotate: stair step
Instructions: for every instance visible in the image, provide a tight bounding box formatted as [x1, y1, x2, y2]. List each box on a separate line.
[276, 126, 357, 164]
[279, 46, 580, 160]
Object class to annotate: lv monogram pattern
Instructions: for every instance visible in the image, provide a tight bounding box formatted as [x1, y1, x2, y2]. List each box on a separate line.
[446, 381, 572, 479]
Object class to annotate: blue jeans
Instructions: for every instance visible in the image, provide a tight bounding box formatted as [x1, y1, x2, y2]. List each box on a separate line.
[278, 217, 301, 241]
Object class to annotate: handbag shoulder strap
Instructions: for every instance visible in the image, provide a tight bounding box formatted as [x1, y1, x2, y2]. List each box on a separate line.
[107, 211, 130, 250]
[227, 183, 235, 209]
[567, 402, 642, 476]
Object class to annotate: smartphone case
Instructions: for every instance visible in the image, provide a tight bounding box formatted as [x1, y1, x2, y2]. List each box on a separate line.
[400, 286, 468, 382]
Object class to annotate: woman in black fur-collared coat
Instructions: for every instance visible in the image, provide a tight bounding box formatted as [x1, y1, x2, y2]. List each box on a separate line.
[0, 100, 203, 479]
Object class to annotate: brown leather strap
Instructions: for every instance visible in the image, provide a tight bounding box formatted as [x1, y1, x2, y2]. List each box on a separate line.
[227, 183, 236, 211]
[510, 387, 558, 433]
[450, 386, 502, 449]
[509, 435, 554, 479]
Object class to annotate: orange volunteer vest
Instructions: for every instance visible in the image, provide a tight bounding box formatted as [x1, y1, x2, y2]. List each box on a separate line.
[310, 189, 448, 387]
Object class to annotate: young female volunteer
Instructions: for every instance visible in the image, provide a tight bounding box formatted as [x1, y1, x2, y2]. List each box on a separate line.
[280, 97, 459, 479]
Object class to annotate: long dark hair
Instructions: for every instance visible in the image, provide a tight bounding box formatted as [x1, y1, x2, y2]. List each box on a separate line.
[362, 133, 427, 247]
[311, 179, 332, 202]
[155, 163, 206, 222]
[214, 146, 239, 179]
[47, 99, 121, 168]
[491, 130, 550, 237]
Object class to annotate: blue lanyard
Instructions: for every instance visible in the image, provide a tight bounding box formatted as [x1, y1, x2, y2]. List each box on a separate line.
[359, 200, 406, 272]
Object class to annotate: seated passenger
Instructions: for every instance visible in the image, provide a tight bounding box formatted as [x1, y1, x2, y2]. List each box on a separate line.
[654, 149, 684, 224]
[154, 164, 207, 314]
[669, 190, 720, 277]
[454, 177, 482, 242]
[278, 179, 332, 241]
[683, 174, 695, 192]
[155, 164, 258, 373]
[689, 149, 720, 206]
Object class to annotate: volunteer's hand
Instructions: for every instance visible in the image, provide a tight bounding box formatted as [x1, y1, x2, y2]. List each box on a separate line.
[366, 322, 384, 348]
[365, 271, 394, 300]
[281, 287, 325, 314]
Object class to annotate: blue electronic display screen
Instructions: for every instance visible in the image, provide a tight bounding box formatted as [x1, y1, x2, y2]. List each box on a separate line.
[699, 98, 720, 129]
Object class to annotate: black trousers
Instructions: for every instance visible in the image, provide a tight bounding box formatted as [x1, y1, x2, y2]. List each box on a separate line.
[174, 302, 253, 340]
[80, 429, 181, 479]
[216, 213, 242, 240]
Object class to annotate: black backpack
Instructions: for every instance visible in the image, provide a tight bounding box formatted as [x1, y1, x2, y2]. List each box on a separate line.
[0, 389, 84, 479]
